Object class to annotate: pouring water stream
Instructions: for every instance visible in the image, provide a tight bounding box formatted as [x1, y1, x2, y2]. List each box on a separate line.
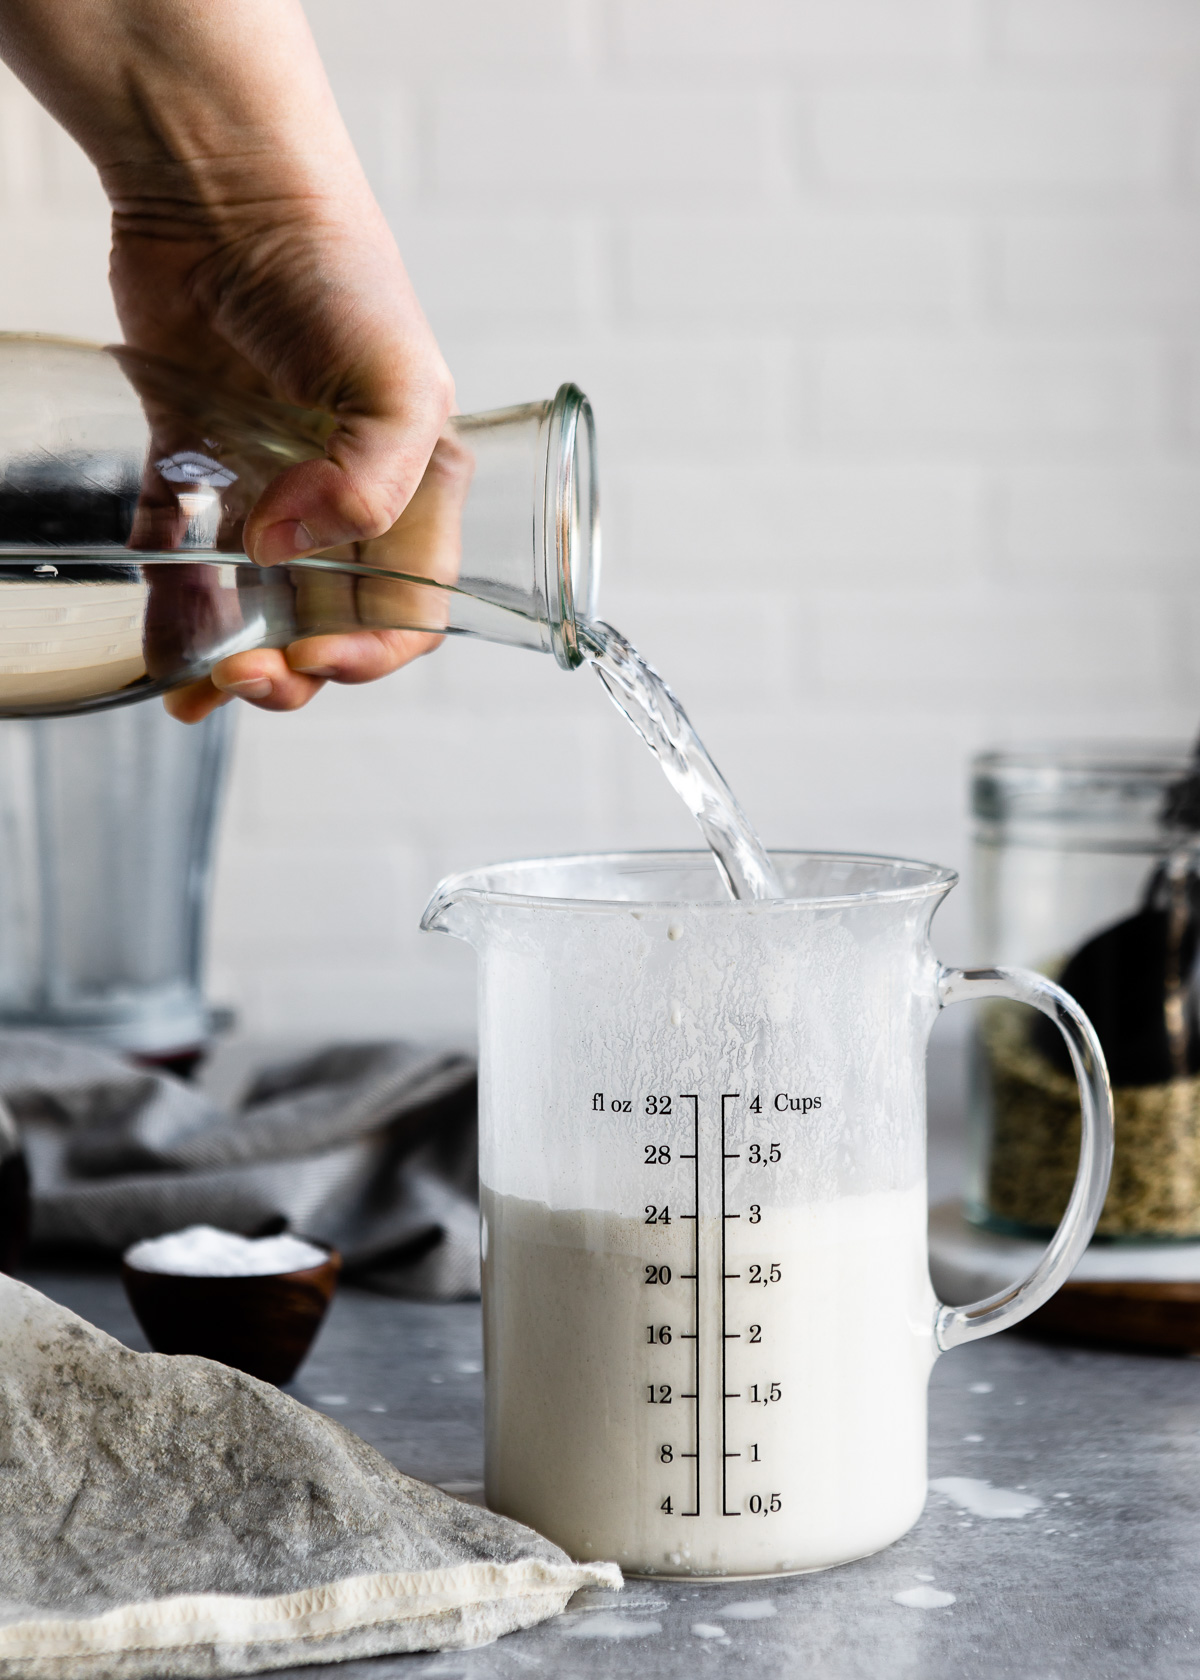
[579, 621, 782, 903]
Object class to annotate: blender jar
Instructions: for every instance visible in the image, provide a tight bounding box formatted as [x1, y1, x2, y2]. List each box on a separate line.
[0, 702, 231, 1060]
[968, 743, 1200, 1240]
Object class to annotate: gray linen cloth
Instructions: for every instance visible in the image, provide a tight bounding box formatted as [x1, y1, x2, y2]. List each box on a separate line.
[0, 1275, 619, 1679]
[2, 1033, 479, 1299]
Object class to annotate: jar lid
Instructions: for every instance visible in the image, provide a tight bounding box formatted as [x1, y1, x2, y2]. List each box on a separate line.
[972, 742, 1193, 826]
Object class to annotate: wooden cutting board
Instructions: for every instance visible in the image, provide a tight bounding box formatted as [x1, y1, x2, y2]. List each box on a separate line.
[928, 1200, 1200, 1354]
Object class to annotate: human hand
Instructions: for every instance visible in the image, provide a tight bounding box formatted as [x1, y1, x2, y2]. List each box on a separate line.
[117, 198, 454, 722]
[0, 0, 455, 721]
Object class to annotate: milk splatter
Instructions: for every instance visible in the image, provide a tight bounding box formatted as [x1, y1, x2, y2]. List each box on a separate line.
[930, 1476, 1043, 1519]
[894, 1585, 956, 1609]
[563, 1615, 662, 1640]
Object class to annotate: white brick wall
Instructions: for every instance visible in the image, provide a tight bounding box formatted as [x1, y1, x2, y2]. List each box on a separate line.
[1, 1, 1198, 1045]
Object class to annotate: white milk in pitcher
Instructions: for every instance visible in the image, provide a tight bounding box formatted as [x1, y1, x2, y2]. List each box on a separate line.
[482, 1181, 937, 1577]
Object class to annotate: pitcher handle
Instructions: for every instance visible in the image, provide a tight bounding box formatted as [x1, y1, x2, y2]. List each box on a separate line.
[933, 965, 1114, 1352]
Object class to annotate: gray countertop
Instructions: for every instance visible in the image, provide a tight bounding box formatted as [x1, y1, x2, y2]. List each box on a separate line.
[18, 1046, 1200, 1680]
[22, 1267, 1200, 1680]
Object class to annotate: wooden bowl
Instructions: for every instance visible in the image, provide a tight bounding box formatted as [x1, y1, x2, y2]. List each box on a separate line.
[121, 1244, 341, 1385]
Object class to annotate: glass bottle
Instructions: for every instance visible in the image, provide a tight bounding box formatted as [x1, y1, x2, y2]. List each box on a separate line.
[0, 334, 599, 716]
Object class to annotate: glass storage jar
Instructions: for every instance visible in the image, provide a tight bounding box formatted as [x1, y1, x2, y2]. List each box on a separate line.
[968, 743, 1200, 1241]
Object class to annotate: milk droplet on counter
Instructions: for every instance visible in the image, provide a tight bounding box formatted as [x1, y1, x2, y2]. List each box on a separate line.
[691, 1623, 726, 1639]
[914, 1571, 935, 1582]
[670, 1003, 683, 1027]
[893, 1586, 955, 1610]
[720, 1600, 777, 1620]
[930, 1476, 1043, 1518]
[964, 1434, 983, 1443]
[667, 923, 683, 941]
[969, 1382, 993, 1394]
[563, 1615, 662, 1640]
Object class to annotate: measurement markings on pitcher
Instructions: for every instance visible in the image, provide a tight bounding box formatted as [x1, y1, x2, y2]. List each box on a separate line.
[720, 1092, 742, 1518]
[677, 1094, 700, 1517]
[720, 1090, 822, 1520]
[631, 1089, 701, 1520]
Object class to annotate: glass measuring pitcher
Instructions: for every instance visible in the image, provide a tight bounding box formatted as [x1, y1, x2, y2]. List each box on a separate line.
[0, 335, 598, 715]
[423, 851, 1113, 1578]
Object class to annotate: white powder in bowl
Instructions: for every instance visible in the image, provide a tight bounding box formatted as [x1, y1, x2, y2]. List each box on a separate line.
[124, 1225, 328, 1278]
